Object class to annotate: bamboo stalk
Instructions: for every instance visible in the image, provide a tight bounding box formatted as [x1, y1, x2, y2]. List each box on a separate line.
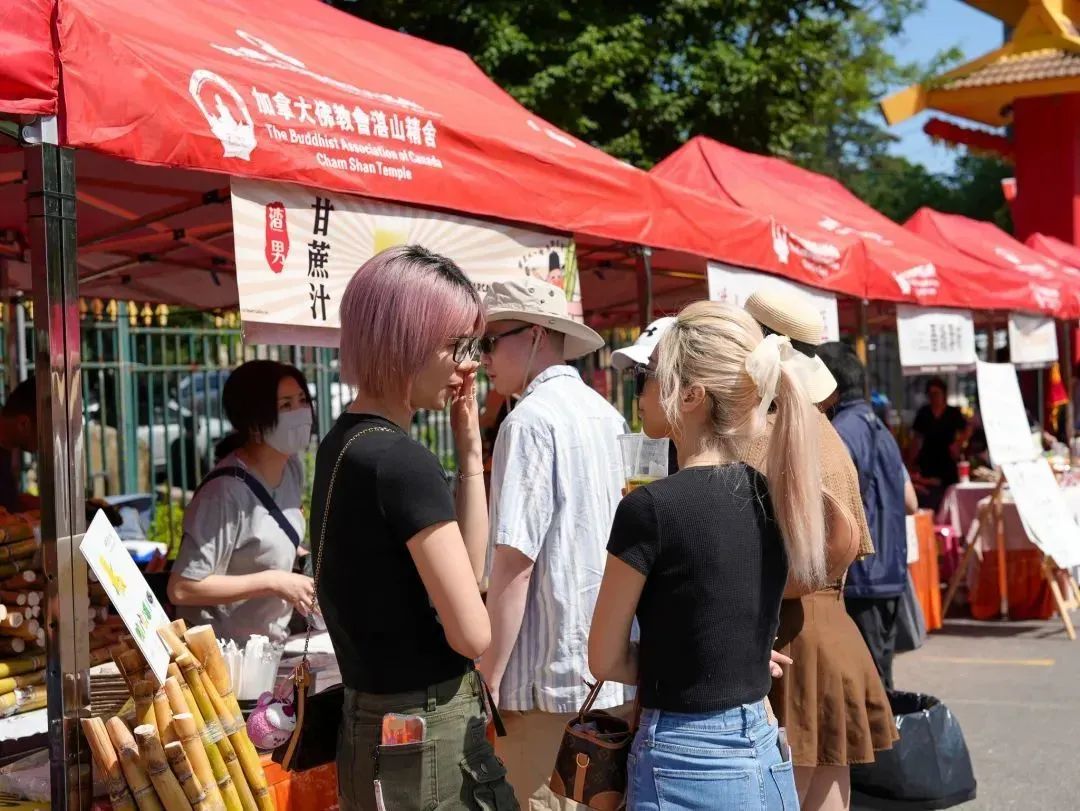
[81, 717, 138, 811]
[0, 654, 46, 678]
[133, 680, 158, 730]
[135, 724, 194, 811]
[0, 669, 44, 696]
[176, 654, 257, 811]
[155, 687, 177, 745]
[173, 713, 232, 811]
[107, 717, 164, 811]
[166, 741, 210, 810]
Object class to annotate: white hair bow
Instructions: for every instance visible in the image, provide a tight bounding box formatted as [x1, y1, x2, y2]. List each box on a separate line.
[745, 333, 819, 427]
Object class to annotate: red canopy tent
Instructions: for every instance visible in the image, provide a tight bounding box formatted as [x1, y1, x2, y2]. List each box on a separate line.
[905, 208, 1080, 319]
[652, 136, 1074, 316]
[0, 0, 879, 321]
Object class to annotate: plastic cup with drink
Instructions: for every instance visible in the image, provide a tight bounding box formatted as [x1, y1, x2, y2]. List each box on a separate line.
[957, 459, 970, 484]
[618, 433, 670, 493]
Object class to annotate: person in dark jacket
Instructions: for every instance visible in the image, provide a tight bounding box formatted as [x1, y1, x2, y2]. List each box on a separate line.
[819, 343, 910, 689]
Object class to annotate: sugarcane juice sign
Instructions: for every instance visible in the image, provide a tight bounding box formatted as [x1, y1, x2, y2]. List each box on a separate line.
[975, 362, 1038, 466]
[80, 511, 171, 684]
[706, 262, 840, 341]
[1001, 459, 1080, 568]
[896, 305, 976, 374]
[231, 178, 581, 346]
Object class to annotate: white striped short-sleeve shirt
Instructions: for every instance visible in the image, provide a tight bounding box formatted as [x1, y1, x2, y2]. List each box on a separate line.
[488, 365, 631, 714]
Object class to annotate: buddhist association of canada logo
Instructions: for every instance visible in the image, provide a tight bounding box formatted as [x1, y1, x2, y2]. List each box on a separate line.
[189, 70, 257, 161]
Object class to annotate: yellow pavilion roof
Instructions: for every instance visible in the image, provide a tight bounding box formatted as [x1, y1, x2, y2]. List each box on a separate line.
[881, 0, 1080, 126]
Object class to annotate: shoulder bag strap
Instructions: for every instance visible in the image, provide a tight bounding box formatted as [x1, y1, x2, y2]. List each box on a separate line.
[301, 425, 397, 666]
[197, 466, 301, 549]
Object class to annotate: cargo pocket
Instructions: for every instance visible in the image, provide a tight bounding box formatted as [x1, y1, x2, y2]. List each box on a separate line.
[376, 740, 438, 811]
[460, 748, 519, 810]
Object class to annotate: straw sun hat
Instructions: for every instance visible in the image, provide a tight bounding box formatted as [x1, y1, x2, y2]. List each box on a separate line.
[744, 286, 837, 404]
[484, 278, 604, 360]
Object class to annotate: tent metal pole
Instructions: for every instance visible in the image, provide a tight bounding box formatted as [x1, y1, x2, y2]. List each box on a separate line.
[635, 246, 654, 329]
[25, 125, 92, 811]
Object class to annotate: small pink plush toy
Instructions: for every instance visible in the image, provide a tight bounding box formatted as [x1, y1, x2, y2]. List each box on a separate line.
[246, 687, 297, 750]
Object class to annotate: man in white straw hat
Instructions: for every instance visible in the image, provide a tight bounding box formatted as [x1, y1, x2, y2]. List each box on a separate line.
[478, 278, 631, 809]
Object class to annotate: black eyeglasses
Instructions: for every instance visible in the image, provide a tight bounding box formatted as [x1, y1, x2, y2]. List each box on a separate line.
[452, 337, 482, 363]
[478, 324, 534, 355]
[632, 363, 655, 396]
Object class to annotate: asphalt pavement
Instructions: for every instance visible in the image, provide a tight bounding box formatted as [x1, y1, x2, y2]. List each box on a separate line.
[890, 617, 1080, 810]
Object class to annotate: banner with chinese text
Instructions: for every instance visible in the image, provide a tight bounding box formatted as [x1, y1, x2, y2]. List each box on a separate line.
[1007, 313, 1059, 369]
[896, 305, 976, 374]
[707, 262, 840, 342]
[231, 178, 580, 346]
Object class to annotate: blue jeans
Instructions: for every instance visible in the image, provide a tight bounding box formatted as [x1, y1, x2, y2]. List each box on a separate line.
[626, 701, 799, 811]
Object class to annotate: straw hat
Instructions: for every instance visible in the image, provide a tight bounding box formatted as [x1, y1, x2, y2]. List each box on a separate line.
[744, 286, 837, 404]
[484, 279, 604, 360]
[610, 317, 676, 370]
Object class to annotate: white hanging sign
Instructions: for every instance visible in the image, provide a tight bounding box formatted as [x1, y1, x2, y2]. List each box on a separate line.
[1007, 313, 1059, 369]
[1002, 459, 1080, 568]
[707, 262, 839, 342]
[976, 361, 1038, 466]
[896, 305, 976, 374]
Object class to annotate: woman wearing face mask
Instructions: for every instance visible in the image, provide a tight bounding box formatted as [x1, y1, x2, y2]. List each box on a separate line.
[314, 245, 514, 811]
[168, 360, 315, 645]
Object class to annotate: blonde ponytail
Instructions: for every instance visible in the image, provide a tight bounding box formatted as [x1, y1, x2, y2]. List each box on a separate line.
[767, 366, 827, 588]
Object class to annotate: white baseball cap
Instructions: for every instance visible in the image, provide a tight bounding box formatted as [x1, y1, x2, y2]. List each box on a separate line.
[610, 317, 676, 371]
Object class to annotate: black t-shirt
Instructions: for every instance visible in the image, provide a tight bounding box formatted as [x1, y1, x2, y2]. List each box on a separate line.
[607, 465, 788, 713]
[913, 405, 967, 485]
[311, 414, 471, 693]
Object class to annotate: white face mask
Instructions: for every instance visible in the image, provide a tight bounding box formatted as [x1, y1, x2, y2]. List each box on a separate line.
[263, 408, 313, 456]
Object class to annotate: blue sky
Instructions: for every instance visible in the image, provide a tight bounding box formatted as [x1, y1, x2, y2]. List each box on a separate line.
[885, 1, 1005, 173]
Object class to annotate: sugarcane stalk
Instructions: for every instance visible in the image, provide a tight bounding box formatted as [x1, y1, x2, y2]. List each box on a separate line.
[176, 654, 258, 811]
[157, 624, 190, 660]
[165, 740, 211, 811]
[81, 717, 138, 811]
[185, 627, 274, 811]
[155, 686, 177, 745]
[108, 717, 165, 811]
[0, 684, 45, 717]
[134, 724, 194, 811]
[0, 654, 45, 679]
[133, 680, 158, 730]
[172, 712, 233, 811]
[0, 668, 44, 697]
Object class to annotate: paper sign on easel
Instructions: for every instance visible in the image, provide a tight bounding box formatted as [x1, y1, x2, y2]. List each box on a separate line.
[80, 511, 171, 684]
[976, 361, 1039, 466]
[1001, 459, 1080, 568]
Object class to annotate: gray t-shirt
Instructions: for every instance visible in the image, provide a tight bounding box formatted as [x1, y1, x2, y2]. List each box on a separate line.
[174, 453, 305, 644]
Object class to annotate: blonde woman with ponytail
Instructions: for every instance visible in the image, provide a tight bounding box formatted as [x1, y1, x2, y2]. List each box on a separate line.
[589, 302, 817, 811]
[742, 287, 899, 811]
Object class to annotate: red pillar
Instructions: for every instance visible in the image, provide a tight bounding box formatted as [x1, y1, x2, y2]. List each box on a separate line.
[1012, 94, 1080, 243]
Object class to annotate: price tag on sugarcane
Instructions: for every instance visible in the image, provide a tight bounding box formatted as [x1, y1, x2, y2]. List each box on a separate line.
[80, 510, 171, 684]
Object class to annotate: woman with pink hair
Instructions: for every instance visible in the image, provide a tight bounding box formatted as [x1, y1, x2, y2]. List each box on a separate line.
[312, 245, 517, 810]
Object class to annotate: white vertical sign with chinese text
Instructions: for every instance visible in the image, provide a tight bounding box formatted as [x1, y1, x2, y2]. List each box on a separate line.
[80, 511, 171, 684]
[231, 178, 581, 346]
[976, 362, 1038, 466]
[896, 305, 976, 374]
[1007, 313, 1059, 369]
[707, 262, 840, 341]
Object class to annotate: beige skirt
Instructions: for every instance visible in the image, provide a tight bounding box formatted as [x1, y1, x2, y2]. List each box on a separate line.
[769, 589, 899, 767]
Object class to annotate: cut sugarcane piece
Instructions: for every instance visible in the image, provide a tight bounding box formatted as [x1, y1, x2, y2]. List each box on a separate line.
[108, 717, 165, 811]
[133, 680, 158, 730]
[134, 723, 194, 811]
[165, 740, 211, 811]
[172, 712, 232, 811]
[155, 686, 177, 744]
[0, 669, 44, 696]
[81, 717, 138, 811]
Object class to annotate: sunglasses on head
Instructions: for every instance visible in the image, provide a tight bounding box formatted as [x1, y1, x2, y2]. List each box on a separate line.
[632, 363, 655, 396]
